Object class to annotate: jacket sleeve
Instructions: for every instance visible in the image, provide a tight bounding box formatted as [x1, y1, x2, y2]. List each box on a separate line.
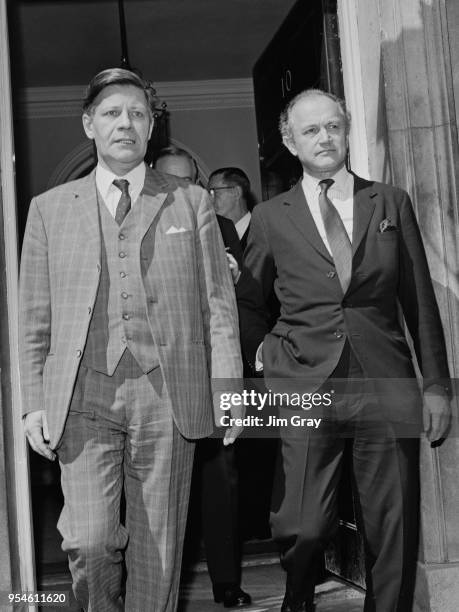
[19, 197, 51, 415]
[194, 187, 243, 387]
[236, 205, 277, 370]
[397, 191, 450, 389]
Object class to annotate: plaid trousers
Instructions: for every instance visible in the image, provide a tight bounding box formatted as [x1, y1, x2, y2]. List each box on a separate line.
[57, 350, 195, 611]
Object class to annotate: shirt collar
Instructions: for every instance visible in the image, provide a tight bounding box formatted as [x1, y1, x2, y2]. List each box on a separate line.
[302, 165, 353, 198]
[95, 162, 146, 200]
[235, 211, 251, 240]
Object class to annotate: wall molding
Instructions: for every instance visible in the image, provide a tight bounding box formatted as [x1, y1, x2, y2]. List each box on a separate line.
[18, 78, 255, 119]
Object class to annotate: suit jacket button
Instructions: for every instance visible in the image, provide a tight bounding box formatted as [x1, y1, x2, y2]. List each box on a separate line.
[119, 251, 126, 258]
[342, 300, 352, 308]
[334, 330, 344, 339]
[76, 350, 82, 357]
[327, 271, 336, 278]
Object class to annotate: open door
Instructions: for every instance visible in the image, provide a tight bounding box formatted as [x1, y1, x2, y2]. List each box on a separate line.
[0, 0, 37, 607]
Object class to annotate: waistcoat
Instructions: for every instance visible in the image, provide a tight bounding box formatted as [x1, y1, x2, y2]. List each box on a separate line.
[82, 194, 159, 375]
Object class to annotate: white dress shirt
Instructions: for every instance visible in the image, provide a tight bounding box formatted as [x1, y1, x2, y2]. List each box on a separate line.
[95, 162, 146, 218]
[301, 166, 354, 253]
[255, 166, 354, 372]
[235, 212, 251, 241]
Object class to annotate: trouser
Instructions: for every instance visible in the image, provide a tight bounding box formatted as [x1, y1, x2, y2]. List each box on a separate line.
[270, 346, 420, 611]
[196, 438, 240, 587]
[57, 351, 195, 612]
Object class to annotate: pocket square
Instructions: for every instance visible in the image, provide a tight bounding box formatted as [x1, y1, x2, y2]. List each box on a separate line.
[379, 218, 398, 233]
[166, 225, 189, 234]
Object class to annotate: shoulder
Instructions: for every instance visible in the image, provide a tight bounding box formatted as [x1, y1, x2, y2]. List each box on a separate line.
[353, 173, 409, 202]
[147, 166, 207, 204]
[251, 183, 301, 221]
[35, 175, 91, 201]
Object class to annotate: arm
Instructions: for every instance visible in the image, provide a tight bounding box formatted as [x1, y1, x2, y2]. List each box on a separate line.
[397, 192, 451, 441]
[19, 198, 55, 459]
[194, 188, 244, 443]
[236, 205, 277, 371]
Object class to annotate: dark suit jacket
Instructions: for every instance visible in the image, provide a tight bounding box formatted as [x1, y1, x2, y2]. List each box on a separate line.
[217, 214, 243, 268]
[237, 175, 449, 415]
[239, 226, 250, 253]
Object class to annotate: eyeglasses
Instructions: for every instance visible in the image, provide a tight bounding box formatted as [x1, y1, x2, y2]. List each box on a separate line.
[207, 186, 235, 197]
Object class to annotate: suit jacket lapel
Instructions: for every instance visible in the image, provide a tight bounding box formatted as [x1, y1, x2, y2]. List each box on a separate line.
[138, 167, 169, 238]
[285, 182, 333, 263]
[72, 170, 101, 260]
[352, 174, 377, 256]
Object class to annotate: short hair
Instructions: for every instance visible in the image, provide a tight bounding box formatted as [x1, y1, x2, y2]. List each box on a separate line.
[279, 89, 351, 142]
[82, 68, 158, 116]
[208, 167, 255, 212]
[155, 146, 198, 182]
[208, 167, 250, 196]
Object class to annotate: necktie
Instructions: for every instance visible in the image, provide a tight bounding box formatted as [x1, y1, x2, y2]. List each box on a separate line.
[318, 178, 352, 293]
[113, 179, 131, 225]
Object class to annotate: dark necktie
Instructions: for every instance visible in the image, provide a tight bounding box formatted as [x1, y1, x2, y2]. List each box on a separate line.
[318, 178, 352, 293]
[113, 179, 131, 225]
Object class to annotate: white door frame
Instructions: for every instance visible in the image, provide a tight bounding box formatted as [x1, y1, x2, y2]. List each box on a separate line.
[337, 0, 371, 179]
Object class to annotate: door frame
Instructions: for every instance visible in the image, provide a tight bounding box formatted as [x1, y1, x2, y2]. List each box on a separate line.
[0, 0, 37, 606]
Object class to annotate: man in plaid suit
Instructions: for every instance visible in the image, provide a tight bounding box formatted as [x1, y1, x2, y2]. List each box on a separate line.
[19, 68, 243, 611]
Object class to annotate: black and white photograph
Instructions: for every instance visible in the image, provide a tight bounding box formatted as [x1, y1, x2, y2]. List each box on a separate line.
[0, 1, 458, 611]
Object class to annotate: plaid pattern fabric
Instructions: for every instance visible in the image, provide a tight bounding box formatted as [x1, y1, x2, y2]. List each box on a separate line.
[58, 352, 194, 611]
[19, 167, 242, 448]
[82, 196, 159, 375]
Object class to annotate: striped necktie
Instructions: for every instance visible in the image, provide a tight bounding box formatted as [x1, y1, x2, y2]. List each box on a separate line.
[113, 179, 131, 225]
[318, 178, 352, 293]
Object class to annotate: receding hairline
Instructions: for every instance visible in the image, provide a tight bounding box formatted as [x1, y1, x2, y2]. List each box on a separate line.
[279, 88, 351, 141]
[289, 92, 346, 121]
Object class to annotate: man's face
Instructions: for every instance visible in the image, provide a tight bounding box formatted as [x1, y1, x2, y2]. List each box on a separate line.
[155, 155, 196, 183]
[284, 94, 348, 178]
[207, 174, 238, 218]
[82, 84, 153, 175]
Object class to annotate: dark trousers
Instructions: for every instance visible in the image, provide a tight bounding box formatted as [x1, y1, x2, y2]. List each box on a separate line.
[270, 345, 420, 611]
[196, 438, 240, 587]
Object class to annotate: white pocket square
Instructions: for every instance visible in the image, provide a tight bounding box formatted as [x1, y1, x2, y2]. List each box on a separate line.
[166, 225, 188, 234]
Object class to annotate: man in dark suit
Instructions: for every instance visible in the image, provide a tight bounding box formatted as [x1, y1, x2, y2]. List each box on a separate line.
[237, 89, 451, 612]
[208, 167, 254, 251]
[20, 68, 243, 611]
[154, 148, 251, 608]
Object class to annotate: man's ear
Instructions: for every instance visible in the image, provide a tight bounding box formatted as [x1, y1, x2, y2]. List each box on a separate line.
[82, 113, 94, 140]
[282, 136, 298, 158]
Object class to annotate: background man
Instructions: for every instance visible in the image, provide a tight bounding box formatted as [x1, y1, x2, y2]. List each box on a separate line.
[237, 89, 451, 612]
[207, 167, 254, 250]
[19, 68, 242, 611]
[155, 147, 243, 282]
[154, 147, 251, 608]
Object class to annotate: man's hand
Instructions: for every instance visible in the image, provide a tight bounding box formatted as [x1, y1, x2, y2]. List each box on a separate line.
[223, 401, 245, 446]
[23, 410, 56, 460]
[225, 251, 241, 285]
[423, 390, 451, 443]
[213, 392, 245, 446]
